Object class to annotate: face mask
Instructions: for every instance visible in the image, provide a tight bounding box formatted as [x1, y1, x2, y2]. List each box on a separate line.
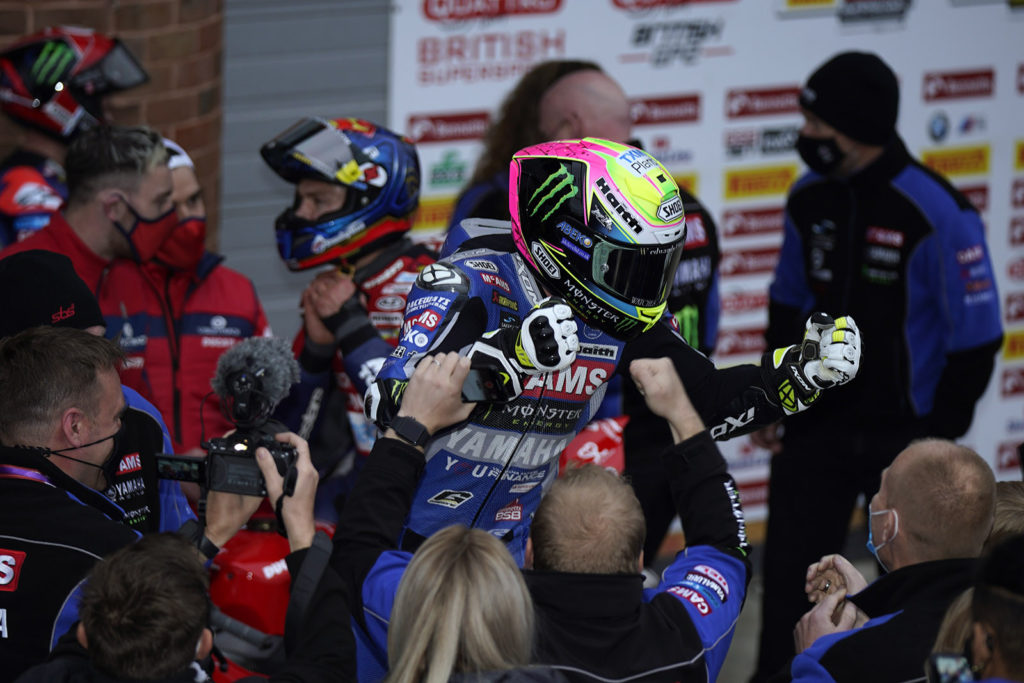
[46, 426, 123, 490]
[155, 217, 207, 271]
[113, 196, 179, 263]
[796, 134, 845, 176]
[866, 506, 899, 573]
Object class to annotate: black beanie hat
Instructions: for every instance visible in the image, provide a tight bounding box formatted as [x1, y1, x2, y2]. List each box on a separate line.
[0, 250, 106, 338]
[799, 51, 899, 146]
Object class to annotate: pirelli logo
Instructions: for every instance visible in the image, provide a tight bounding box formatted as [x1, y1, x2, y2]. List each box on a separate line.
[921, 145, 990, 178]
[723, 164, 798, 200]
[1016, 141, 1024, 172]
[1004, 331, 1024, 360]
[783, 0, 835, 7]
[411, 195, 455, 233]
[673, 173, 697, 195]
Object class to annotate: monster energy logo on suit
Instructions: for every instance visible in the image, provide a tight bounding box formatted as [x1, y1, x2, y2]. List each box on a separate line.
[31, 41, 75, 86]
[529, 163, 578, 221]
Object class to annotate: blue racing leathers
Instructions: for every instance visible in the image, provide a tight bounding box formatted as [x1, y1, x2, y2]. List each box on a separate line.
[369, 220, 793, 565]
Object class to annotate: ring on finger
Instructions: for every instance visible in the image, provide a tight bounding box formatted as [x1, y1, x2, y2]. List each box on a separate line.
[823, 580, 831, 592]
[432, 359, 442, 367]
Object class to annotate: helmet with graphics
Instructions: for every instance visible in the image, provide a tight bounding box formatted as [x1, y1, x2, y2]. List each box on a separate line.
[510, 138, 687, 341]
[0, 26, 148, 140]
[260, 117, 421, 270]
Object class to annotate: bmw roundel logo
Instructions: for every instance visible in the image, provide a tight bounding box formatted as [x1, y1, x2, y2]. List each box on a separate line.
[928, 111, 949, 143]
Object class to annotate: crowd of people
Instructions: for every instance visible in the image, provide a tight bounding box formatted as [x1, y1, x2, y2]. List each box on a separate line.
[0, 22, 1019, 683]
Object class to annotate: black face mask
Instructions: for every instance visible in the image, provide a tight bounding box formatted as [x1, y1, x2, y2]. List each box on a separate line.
[46, 427, 123, 490]
[796, 134, 845, 176]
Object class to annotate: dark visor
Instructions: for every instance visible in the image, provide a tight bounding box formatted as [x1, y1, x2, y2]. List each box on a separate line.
[592, 237, 685, 308]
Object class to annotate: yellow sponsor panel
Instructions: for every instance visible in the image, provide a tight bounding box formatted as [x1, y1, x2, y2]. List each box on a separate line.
[921, 145, 990, 177]
[1016, 140, 1024, 172]
[723, 164, 799, 200]
[412, 195, 456, 233]
[785, 0, 836, 7]
[673, 173, 698, 195]
[1003, 330, 1024, 360]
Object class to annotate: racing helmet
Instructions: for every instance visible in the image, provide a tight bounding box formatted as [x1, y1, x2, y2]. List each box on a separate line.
[0, 26, 148, 140]
[260, 117, 421, 270]
[510, 138, 686, 341]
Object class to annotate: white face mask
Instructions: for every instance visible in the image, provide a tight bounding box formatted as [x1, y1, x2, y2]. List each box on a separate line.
[866, 506, 899, 572]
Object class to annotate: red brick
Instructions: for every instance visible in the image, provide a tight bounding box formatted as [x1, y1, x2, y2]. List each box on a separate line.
[115, 1, 175, 31]
[176, 49, 221, 88]
[149, 27, 199, 61]
[197, 16, 222, 52]
[180, 0, 220, 24]
[0, 11, 27, 36]
[196, 84, 219, 116]
[128, 62, 174, 97]
[120, 34, 148, 62]
[145, 92, 198, 126]
[104, 99, 143, 125]
[33, 7, 113, 33]
[172, 114, 220, 151]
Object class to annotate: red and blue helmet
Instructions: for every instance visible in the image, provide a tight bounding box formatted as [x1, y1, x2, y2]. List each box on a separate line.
[510, 138, 687, 341]
[0, 26, 147, 140]
[260, 117, 421, 270]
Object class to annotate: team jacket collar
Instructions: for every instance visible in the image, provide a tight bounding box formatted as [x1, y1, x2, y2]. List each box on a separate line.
[846, 135, 914, 190]
[0, 443, 126, 522]
[524, 570, 645, 619]
[849, 556, 976, 618]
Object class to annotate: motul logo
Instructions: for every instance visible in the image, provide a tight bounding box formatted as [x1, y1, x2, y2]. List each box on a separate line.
[631, 94, 700, 125]
[407, 112, 490, 143]
[958, 184, 989, 214]
[716, 327, 767, 358]
[721, 207, 784, 237]
[719, 247, 779, 276]
[722, 290, 768, 313]
[1018, 63, 1024, 94]
[117, 453, 142, 474]
[422, 0, 562, 20]
[1002, 368, 1024, 397]
[1007, 293, 1024, 322]
[923, 69, 995, 102]
[725, 86, 800, 118]
[997, 442, 1021, 473]
[1014, 179, 1024, 209]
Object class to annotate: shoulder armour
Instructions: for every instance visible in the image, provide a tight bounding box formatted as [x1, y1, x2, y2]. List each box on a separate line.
[415, 261, 471, 294]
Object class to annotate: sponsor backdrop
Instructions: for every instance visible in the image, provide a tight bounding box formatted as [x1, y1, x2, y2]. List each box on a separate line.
[389, 0, 1024, 520]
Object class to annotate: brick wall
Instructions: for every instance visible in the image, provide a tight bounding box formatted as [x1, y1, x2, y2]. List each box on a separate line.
[0, 0, 225, 242]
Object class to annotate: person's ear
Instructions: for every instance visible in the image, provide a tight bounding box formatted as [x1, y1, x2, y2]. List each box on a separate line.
[638, 549, 645, 575]
[62, 406, 87, 447]
[100, 191, 126, 223]
[196, 628, 214, 660]
[970, 621, 993, 673]
[524, 536, 534, 570]
[76, 622, 88, 649]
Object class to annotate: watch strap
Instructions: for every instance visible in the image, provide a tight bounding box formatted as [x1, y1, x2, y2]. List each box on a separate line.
[390, 415, 431, 448]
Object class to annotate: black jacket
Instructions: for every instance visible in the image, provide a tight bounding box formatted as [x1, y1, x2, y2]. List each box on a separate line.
[782, 558, 977, 683]
[334, 430, 751, 683]
[0, 445, 139, 683]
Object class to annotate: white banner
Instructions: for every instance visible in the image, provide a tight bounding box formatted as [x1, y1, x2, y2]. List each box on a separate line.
[389, 0, 1024, 519]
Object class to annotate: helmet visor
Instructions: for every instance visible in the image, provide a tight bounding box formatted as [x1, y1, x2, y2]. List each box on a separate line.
[592, 237, 685, 308]
[261, 118, 363, 186]
[70, 40, 148, 95]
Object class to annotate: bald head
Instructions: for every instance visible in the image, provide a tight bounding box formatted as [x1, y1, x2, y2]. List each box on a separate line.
[538, 69, 632, 143]
[885, 439, 995, 563]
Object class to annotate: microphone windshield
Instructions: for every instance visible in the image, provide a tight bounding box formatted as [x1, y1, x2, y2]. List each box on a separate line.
[211, 337, 301, 411]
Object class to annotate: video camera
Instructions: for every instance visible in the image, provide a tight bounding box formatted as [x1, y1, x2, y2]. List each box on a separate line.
[156, 338, 301, 497]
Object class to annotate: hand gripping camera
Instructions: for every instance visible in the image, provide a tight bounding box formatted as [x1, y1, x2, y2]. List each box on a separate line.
[157, 337, 301, 496]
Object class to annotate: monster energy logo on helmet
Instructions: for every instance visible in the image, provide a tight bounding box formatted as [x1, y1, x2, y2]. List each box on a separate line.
[529, 163, 578, 222]
[31, 41, 75, 87]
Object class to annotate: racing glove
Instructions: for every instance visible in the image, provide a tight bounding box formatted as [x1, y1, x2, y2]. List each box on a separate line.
[463, 297, 579, 399]
[762, 313, 861, 415]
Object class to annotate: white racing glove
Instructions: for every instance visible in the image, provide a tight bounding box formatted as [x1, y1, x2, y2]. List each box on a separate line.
[763, 312, 861, 415]
[512, 297, 579, 374]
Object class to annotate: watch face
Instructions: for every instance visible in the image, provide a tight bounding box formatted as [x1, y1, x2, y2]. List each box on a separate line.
[394, 416, 429, 446]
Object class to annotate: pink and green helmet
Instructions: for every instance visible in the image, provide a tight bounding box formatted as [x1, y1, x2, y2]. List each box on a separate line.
[510, 138, 687, 341]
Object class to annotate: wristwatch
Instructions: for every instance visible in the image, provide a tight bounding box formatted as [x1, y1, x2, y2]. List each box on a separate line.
[389, 415, 432, 448]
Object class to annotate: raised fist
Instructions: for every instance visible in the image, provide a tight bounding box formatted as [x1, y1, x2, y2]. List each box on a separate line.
[514, 297, 578, 374]
[799, 313, 861, 391]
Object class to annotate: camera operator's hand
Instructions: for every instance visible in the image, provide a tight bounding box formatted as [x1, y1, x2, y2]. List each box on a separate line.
[630, 357, 705, 443]
[257, 432, 318, 552]
[204, 487, 264, 549]
[391, 352, 475, 437]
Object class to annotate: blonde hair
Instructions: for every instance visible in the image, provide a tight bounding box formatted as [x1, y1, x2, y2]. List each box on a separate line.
[932, 588, 973, 653]
[531, 464, 645, 574]
[386, 525, 534, 683]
